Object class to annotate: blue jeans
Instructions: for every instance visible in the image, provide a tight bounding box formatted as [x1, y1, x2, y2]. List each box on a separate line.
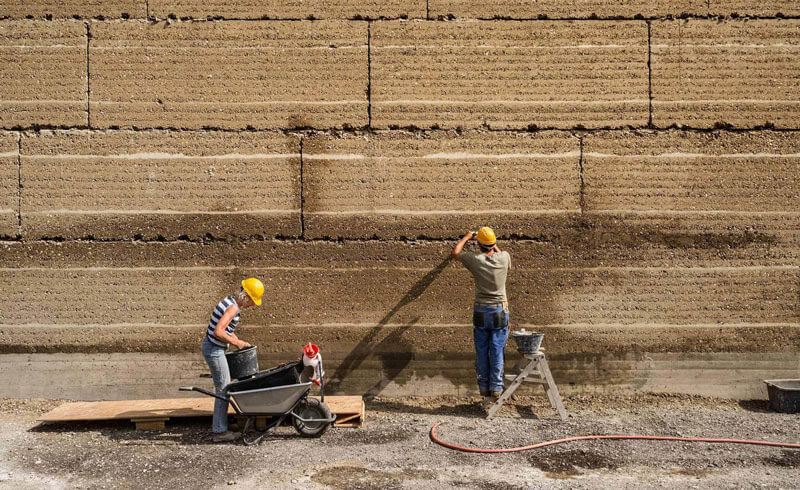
[473, 303, 510, 393]
[201, 338, 230, 433]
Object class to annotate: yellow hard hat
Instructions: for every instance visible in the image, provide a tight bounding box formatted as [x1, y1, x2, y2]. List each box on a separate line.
[476, 227, 496, 247]
[241, 277, 264, 306]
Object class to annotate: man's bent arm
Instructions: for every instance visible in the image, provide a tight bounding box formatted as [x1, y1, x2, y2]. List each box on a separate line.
[451, 231, 474, 261]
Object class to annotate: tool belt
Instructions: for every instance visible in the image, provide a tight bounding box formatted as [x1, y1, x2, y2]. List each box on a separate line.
[472, 301, 510, 329]
[474, 301, 509, 311]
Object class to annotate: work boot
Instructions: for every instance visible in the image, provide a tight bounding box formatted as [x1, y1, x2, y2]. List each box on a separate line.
[490, 391, 502, 398]
[212, 431, 241, 443]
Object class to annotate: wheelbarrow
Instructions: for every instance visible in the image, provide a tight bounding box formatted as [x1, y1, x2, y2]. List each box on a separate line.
[180, 360, 336, 445]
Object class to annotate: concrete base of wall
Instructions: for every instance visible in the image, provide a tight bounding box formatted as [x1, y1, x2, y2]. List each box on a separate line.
[2, 351, 796, 401]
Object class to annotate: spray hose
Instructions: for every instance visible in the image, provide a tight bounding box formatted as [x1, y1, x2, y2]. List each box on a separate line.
[429, 422, 800, 454]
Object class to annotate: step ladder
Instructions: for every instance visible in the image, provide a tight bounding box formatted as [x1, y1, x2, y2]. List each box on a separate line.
[486, 351, 568, 420]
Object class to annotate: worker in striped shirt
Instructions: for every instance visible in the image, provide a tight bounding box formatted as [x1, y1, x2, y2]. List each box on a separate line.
[202, 277, 264, 442]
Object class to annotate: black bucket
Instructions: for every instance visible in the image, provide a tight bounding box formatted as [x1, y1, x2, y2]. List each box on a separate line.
[226, 361, 303, 392]
[511, 330, 544, 354]
[764, 379, 800, 414]
[226, 346, 259, 380]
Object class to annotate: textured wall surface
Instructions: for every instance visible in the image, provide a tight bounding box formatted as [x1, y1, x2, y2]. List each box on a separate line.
[0, 0, 798, 400]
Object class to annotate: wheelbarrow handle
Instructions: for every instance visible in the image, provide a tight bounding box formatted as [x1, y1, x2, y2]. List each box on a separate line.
[179, 386, 243, 415]
[180, 386, 227, 402]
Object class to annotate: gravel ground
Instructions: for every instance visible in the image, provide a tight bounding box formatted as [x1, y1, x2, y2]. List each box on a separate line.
[0, 393, 798, 489]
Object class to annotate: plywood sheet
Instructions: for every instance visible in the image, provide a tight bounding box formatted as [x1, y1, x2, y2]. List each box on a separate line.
[40, 395, 364, 423]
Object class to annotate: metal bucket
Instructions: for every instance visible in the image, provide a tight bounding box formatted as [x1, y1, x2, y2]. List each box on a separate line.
[511, 330, 544, 354]
[226, 346, 259, 379]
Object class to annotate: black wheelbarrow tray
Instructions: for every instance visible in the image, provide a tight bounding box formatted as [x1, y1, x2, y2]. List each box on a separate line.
[180, 362, 336, 445]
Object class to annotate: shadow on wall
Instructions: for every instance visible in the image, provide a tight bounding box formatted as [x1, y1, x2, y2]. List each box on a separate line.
[326, 213, 780, 396]
[326, 257, 454, 395]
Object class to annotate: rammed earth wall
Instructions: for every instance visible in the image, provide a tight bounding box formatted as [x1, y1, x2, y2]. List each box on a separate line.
[0, 0, 798, 399]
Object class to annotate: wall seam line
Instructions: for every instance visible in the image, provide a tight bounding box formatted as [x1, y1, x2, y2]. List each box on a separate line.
[16, 132, 22, 237]
[299, 137, 305, 239]
[85, 21, 91, 129]
[0, 14, 797, 21]
[578, 135, 585, 215]
[367, 21, 372, 129]
[646, 20, 653, 128]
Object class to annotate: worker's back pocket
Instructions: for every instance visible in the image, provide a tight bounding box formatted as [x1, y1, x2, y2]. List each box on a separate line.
[473, 306, 508, 329]
[492, 310, 508, 329]
[472, 310, 484, 328]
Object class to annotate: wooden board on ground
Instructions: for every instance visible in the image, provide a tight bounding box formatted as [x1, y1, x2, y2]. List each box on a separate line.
[39, 395, 364, 430]
[313, 396, 365, 428]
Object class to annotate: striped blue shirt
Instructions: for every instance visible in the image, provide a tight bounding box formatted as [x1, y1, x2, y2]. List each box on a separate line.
[206, 296, 240, 347]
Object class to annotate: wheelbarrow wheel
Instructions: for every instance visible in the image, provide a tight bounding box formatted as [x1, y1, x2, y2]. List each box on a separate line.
[292, 398, 332, 438]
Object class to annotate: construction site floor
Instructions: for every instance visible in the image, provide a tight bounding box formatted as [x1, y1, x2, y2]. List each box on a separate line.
[1, 393, 798, 489]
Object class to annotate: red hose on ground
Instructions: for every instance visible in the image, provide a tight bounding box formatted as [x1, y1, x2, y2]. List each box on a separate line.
[429, 422, 800, 454]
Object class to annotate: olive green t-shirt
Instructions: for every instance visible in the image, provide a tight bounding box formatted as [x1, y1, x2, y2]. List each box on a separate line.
[459, 251, 511, 303]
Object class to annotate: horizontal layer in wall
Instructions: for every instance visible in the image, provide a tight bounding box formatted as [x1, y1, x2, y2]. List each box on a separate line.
[371, 20, 649, 129]
[5, 1, 798, 20]
[0, 351, 796, 399]
[582, 131, 800, 213]
[89, 20, 368, 129]
[148, 0, 427, 20]
[428, 0, 709, 19]
[651, 20, 800, 128]
[0, 1, 145, 19]
[1, 241, 797, 326]
[303, 130, 580, 238]
[19, 130, 301, 238]
[8, 129, 800, 241]
[2, 19, 800, 130]
[0, 21, 88, 128]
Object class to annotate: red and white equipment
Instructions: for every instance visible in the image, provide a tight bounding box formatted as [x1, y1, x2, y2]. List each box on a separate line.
[301, 343, 324, 386]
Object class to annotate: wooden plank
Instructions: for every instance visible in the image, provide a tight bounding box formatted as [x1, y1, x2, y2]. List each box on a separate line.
[311, 396, 363, 414]
[132, 417, 168, 431]
[334, 400, 365, 428]
[312, 396, 364, 428]
[39, 395, 364, 425]
[40, 398, 216, 422]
